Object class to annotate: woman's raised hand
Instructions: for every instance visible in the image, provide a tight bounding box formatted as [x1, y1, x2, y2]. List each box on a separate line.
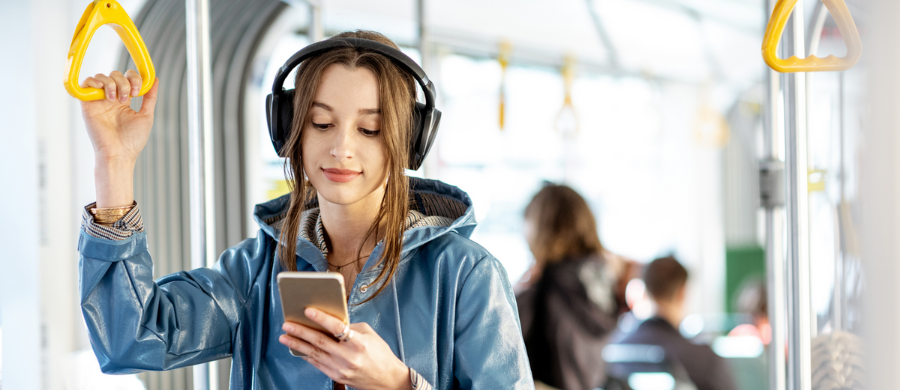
[80, 71, 158, 208]
[80, 70, 158, 163]
[280, 308, 413, 390]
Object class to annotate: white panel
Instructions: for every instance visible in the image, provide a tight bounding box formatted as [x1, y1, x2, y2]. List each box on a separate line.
[0, 1, 42, 388]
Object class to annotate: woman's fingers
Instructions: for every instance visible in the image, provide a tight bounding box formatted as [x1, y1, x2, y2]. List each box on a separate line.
[82, 71, 150, 104]
[123, 70, 142, 97]
[138, 78, 159, 117]
[305, 308, 349, 338]
[282, 322, 343, 355]
[80, 76, 103, 89]
[304, 355, 343, 382]
[93, 73, 116, 102]
[110, 71, 131, 103]
[279, 327, 341, 365]
[279, 332, 356, 384]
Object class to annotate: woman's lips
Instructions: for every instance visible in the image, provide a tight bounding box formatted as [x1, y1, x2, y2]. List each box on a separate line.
[322, 168, 361, 183]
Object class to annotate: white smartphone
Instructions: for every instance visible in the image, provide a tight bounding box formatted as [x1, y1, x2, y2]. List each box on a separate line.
[276, 271, 350, 357]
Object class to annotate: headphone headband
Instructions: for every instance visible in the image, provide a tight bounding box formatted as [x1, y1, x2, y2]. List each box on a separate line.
[266, 37, 441, 170]
[271, 38, 435, 112]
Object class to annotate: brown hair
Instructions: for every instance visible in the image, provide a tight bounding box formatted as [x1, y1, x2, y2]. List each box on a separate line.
[643, 256, 688, 301]
[524, 184, 604, 266]
[278, 30, 415, 302]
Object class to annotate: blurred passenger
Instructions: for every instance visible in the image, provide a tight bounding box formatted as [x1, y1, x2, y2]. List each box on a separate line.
[516, 184, 620, 390]
[613, 256, 737, 390]
[729, 279, 771, 345]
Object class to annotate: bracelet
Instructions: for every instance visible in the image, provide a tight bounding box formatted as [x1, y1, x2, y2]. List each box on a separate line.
[90, 204, 134, 225]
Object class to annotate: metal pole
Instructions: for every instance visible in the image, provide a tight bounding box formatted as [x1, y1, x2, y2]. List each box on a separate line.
[763, 5, 786, 390]
[417, 0, 439, 178]
[308, 0, 323, 42]
[187, 0, 216, 388]
[834, 71, 845, 332]
[417, 0, 430, 72]
[783, 3, 812, 390]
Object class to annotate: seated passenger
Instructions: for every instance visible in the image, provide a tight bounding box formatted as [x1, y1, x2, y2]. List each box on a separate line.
[516, 184, 621, 390]
[614, 256, 737, 390]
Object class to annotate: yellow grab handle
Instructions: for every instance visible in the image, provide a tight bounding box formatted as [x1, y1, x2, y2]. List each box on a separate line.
[65, 0, 155, 101]
[762, 0, 861, 72]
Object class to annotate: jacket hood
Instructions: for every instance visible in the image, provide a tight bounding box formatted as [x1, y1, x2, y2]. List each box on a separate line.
[252, 177, 476, 270]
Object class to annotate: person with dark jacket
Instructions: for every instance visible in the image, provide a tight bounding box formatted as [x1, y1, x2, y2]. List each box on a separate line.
[614, 256, 737, 390]
[516, 184, 621, 390]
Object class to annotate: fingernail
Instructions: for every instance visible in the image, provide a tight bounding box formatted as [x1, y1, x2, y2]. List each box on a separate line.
[305, 308, 316, 318]
[109, 91, 116, 101]
[283, 324, 293, 333]
[122, 94, 129, 103]
[132, 88, 139, 96]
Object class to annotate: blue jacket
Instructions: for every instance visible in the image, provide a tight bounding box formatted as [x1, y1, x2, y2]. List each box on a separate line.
[78, 178, 534, 389]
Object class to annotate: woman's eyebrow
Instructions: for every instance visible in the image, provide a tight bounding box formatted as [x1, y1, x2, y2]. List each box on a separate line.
[312, 102, 333, 111]
[311, 102, 379, 115]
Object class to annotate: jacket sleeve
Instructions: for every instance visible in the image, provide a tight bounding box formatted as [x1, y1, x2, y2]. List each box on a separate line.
[453, 255, 535, 389]
[78, 227, 268, 374]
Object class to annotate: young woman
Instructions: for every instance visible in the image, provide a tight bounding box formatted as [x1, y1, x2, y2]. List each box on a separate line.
[515, 184, 621, 390]
[77, 30, 532, 389]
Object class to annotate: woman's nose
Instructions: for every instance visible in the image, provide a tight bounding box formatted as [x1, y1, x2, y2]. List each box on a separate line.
[330, 126, 354, 160]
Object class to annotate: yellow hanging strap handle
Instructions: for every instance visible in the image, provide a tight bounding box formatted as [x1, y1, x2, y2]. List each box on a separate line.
[497, 41, 511, 131]
[65, 0, 155, 101]
[554, 55, 579, 135]
[762, 0, 861, 73]
[561, 56, 575, 107]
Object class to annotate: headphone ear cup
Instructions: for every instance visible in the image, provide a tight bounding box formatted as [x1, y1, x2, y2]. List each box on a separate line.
[266, 89, 296, 157]
[409, 102, 428, 170]
[279, 89, 296, 155]
[422, 108, 441, 160]
[266, 93, 280, 155]
[408, 102, 441, 170]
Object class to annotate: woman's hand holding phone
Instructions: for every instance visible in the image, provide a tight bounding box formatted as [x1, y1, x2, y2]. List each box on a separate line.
[279, 308, 412, 390]
[79, 71, 159, 207]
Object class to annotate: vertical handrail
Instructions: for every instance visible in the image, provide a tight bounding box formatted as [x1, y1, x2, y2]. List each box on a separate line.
[308, 0, 323, 42]
[782, 3, 812, 390]
[834, 71, 845, 332]
[417, 0, 436, 177]
[763, 4, 786, 390]
[186, 0, 216, 388]
[417, 0, 429, 72]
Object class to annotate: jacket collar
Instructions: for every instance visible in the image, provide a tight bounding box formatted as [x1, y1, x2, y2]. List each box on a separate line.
[253, 177, 477, 272]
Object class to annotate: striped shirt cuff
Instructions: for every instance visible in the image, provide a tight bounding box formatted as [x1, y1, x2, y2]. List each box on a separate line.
[409, 367, 433, 390]
[81, 201, 144, 240]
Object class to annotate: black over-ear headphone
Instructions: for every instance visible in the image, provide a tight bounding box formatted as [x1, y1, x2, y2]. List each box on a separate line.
[265, 37, 442, 171]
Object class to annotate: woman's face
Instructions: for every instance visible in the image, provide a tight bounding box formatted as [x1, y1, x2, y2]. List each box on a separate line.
[302, 63, 387, 208]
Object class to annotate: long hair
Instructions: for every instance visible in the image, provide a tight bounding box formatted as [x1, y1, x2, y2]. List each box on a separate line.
[278, 30, 414, 302]
[524, 184, 604, 266]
